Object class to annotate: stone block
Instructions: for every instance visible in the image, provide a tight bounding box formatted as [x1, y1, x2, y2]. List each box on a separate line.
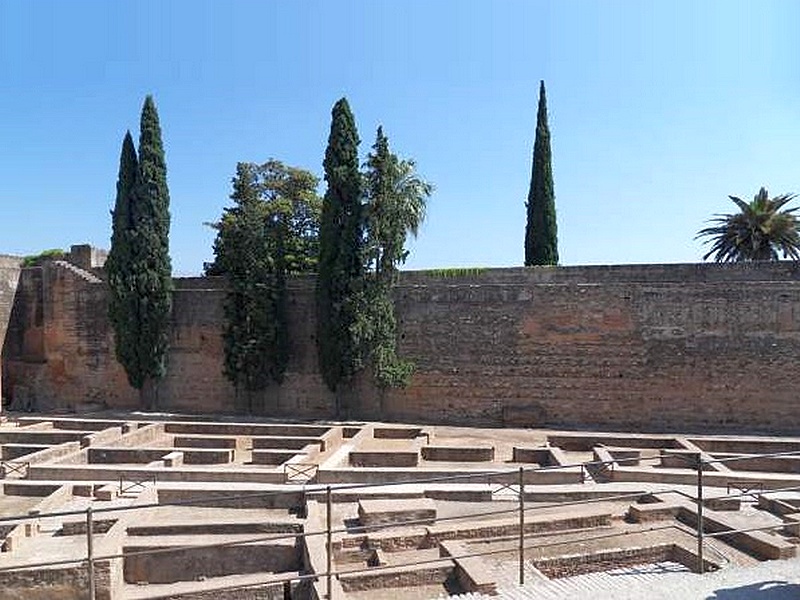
[422, 445, 494, 462]
[162, 451, 183, 467]
[349, 451, 419, 467]
[358, 498, 437, 527]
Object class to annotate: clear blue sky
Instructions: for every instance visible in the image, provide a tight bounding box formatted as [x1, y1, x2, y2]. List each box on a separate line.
[0, 0, 796, 275]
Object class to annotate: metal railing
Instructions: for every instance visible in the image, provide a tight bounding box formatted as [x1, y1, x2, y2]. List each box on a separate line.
[118, 473, 157, 495]
[285, 462, 319, 483]
[0, 461, 29, 478]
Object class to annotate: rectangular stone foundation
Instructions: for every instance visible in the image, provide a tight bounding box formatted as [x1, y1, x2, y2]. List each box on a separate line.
[422, 446, 495, 462]
[349, 451, 419, 467]
[358, 498, 437, 527]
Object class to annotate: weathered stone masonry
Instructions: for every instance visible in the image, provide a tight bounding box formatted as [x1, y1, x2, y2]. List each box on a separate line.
[4, 256, 800, 433]
[0, 255, 22, 407]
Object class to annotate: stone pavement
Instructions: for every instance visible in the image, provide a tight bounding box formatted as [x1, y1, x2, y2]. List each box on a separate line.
[443, 557, 800, 599]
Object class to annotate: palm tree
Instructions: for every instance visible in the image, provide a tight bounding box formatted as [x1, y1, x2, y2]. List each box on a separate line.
[697, 188, 800, 262]
[364, 126, 432, 280]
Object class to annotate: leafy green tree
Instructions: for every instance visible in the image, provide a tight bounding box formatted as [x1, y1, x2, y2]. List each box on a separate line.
[697, 188, 800, 262]
[362, 126, 432, 387]
[524, 80, 558, 266]
[207, 160, 321, 276]
[316, 98, 365, 397]
[207, 161, 321, 410]
[107, 96, 173, 409]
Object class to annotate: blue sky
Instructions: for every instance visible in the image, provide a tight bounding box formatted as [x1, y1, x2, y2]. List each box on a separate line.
[0, 0, 796, 275]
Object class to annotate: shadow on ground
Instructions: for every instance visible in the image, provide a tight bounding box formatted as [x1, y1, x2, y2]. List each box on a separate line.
[706, 580, 800, 599]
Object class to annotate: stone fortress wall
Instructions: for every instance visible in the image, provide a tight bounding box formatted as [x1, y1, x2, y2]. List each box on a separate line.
[4, 245, 800, 433]
[0, 255, 22, 402]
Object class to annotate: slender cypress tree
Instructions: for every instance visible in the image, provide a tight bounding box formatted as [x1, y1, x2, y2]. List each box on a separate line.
[106, 131, 140, 387]
[524, 80, 558, 266]
[316, 98, 364, 396]
[107, 96, 173, 408]
[133, 95, 173, 407]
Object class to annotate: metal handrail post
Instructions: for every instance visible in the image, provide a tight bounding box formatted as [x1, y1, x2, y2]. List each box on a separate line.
[696, 452, 704, 574]
[87, 505, 95, 600]
[326, 485, 333, 599]
[518, 466, 525, 585]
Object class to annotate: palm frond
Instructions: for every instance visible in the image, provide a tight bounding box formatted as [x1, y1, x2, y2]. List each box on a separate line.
[698, 188, 800, 262]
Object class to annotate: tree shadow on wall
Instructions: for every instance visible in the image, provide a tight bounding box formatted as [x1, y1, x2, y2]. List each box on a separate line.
[706, 580, 800, 599]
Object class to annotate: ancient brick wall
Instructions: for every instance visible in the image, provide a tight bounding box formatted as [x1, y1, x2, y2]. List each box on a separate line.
[3, 261, 136, 411]
[382, 263, 800, 433]
[3, 266, 334, 416]
[0, 255, 22, 408]
[5, 260, 800, 433]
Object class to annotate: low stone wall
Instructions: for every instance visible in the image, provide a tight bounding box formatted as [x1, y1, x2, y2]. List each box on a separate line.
[0, 565, 89, 600]
[707, 454, 800, 474]
[338, 562, 452, 593]
[0, 431, 86, 445]
[512, 447, 563, 466]
[426, 508, 612, 543]
[80, 426, 127, 449]
[374, 427, 423, 439]
[535, 544, 675, 579]
[349, 451, 419, 468]
[164, 423, 331, 437]
[26, 464, 284, 484]
[2, 443, 51, 460]
[172, 435, 238, 449]
[156, 487, 302, 509]
[421, 446, 495, 462]
[112, 423, 166, 448]
[689, 438, 800, 454]
[251, 450, 303, 465]
[252, 436, 322, 450]
[358, 498, 436, 528]
[122, 540, 299, 584]
[87, 447, 233, 465]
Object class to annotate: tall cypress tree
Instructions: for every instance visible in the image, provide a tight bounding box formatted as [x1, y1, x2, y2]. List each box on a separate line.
[134, 95, 173, 407]
[106, 131, 140, 388]
[108, 96, 173, 409]
[524, 80, 558, 266]
[316, 98, 364, 397]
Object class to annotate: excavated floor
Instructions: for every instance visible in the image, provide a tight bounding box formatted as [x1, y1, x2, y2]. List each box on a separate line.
[0, 412, 799, 599]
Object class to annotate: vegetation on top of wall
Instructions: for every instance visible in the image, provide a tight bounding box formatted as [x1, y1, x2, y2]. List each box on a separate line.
[420, 267, 488, 278]
[22, 249, 65, 267]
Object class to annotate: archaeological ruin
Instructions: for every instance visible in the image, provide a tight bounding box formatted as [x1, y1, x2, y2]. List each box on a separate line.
[0, 248, 799, 598]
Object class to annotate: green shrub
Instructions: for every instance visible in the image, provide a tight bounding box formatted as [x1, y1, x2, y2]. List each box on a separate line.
[22, 249, 65, 267]
[420, 267, 488, 278]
